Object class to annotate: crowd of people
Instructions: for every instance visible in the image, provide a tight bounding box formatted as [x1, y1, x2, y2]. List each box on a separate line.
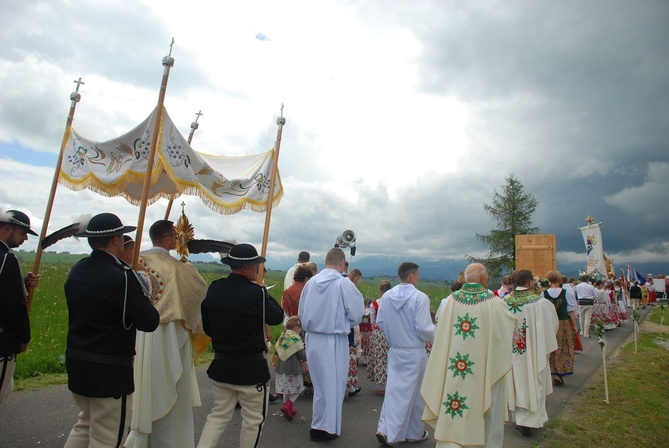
[0, 209, 660, 448]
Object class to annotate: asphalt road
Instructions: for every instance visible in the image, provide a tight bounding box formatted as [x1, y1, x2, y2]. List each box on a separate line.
[0, 306, 650, 448]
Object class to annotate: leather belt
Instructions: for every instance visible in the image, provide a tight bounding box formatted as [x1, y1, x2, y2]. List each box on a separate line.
[214, 352, 266, 362]
[66, 348, 132, 366]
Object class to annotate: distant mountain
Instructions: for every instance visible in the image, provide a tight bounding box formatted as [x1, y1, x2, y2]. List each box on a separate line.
[37, 250, 665, 283]
[265, 255, 668, 283]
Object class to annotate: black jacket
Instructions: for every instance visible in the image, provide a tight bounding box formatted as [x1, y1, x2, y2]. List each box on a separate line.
[0, 242, 30, 357]
[201, 273, 283, 385]
[65, 250, 159, 398]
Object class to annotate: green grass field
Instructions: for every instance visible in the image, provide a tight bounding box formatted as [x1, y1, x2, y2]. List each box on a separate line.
[537, 308, 669, 447]
[14, 254, 453, 384]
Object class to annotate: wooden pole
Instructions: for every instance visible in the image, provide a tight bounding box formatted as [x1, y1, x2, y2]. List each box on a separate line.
[600, 340, 609, 404]
[256, 106, 285, 284]
[132, 39, 175, 269]
[164, 110, 203, 220]
[27, 78, 85, 313]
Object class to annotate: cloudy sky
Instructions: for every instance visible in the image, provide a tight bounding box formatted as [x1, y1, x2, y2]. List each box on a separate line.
[1, 0, 667, 270]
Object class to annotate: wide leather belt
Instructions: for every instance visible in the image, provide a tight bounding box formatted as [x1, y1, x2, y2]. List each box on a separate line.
[66, 348, 132, 366]
[214, 352, 266, 362]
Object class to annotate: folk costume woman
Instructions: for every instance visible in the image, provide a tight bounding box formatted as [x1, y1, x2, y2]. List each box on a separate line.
[365, 280, 392, 395]
[539, 270, 577, 386]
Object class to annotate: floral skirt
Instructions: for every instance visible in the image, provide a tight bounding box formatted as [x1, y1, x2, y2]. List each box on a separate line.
[592, 298, 617, 329]
[360, 330, 372, 359]
[550, 319, 575, 378]
[366, 327, 389, 385]
[276, 373, 304, 395]
[347, 346, 359, 388]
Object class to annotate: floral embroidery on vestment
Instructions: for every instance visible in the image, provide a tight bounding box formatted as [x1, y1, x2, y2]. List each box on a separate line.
[454, 313, 480, 340]
[512, 318, 528, 355]
[443, 391, 469, 418]
[449, 352, 475, 379]
[505, 288, 540, 314]
[452, 283, 494, 305]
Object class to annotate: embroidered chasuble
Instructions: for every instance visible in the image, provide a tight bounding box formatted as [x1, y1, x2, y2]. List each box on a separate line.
[504, 288, 559, 424]
[127, 249, 209, 447]
[422, 283, 516, 446]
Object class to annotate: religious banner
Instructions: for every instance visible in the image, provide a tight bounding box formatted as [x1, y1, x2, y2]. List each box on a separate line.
[58, 106, 283, 215]
[578, 222, 606, 275]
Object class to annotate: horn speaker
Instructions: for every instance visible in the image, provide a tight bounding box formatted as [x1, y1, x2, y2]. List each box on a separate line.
[336, 230, 356, 248]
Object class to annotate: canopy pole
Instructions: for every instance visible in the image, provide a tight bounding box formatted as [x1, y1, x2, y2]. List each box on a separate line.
[27, 78, 85, 313]
[164, 110, 203, 220]
[132, 39, 175, 269]
[256, 105, 285, 284]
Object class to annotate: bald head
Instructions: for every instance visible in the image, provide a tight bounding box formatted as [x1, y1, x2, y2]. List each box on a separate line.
[464, 263, 489, 287]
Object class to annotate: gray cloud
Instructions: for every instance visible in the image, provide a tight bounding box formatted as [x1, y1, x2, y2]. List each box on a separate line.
[1, 1, 667, 269]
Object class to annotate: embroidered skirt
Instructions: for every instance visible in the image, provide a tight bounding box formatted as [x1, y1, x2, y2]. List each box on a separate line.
[550, 319, 575, 378]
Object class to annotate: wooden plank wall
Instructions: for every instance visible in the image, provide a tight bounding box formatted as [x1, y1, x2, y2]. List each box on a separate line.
[515, 234, 556, 277]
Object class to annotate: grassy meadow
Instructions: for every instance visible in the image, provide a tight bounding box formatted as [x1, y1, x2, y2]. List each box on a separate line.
[537, 305, 669, 447]
[14, 253, 453, 387]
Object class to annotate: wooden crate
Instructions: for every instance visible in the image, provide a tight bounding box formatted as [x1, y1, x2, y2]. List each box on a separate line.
[515, 234, 556, 277]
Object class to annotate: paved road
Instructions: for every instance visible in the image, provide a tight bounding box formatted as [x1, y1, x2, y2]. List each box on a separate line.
[0, 307, 650, 448]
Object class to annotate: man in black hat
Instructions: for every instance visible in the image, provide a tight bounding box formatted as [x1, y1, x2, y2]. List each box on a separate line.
[197, 243, 284, 448]
[0, 209, 40, 406]
[63, 213, 160, 448]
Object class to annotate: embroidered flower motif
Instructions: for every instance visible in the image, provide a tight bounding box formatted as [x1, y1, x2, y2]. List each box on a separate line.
[443, 392, 469, 418]
[512, 319, 528, 355]
[454, 313, 479, 340]
[449, 352, 475, 379]
[507, 300, 523, 314]
[452, 283, 495, 305]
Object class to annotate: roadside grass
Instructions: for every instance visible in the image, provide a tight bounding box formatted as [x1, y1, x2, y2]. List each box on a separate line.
[15, 259, 452, 390]
[537, 306, 669, 448]
[647, 301, 668, 325]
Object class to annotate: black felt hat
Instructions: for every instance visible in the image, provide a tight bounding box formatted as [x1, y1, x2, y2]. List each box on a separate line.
[1, 210, 38, 236]
[220, 243, 266, 266]
[74, 213, 136, 238]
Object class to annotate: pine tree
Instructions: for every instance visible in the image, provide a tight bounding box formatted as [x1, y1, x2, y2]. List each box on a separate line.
[467, 174, 539, 278]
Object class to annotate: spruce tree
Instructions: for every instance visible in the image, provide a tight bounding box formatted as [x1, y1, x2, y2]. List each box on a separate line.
[467, 174, 539, 278]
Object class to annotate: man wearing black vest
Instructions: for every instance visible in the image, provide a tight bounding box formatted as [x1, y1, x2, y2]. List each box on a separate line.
[0, 209, 40, 406]
[63, 213, 159, 448]
[197, 243, 283, 448]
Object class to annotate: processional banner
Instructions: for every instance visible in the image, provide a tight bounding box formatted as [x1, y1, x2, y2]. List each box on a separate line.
[578, 223, 606, 275]
[58, 107, 282, 215]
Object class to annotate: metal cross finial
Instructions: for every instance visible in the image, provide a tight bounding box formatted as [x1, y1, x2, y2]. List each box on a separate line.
[169, 38, 175, 56]
[73, 77, 85, 92]
[585, 215, 595, 224]
[181, 201, 186, 215]
[280, 103, 284, 117]
[195, 110, 203, 123]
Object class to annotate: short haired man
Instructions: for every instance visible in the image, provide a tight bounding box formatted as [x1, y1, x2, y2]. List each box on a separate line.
[505, 269, 559, 437]
[197, 244, 284, 448]
[0, 209, 40, 406]
[284, 251, 310, 290]
[376, 262, 435, 446]
[422, 263, 516, 448]
[63, 213, 159, 448]
[126, 220, 209, 448]
[574, 274, 598, 338]
[629, 281, 642, 310]
[298, 248, 364, 441]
